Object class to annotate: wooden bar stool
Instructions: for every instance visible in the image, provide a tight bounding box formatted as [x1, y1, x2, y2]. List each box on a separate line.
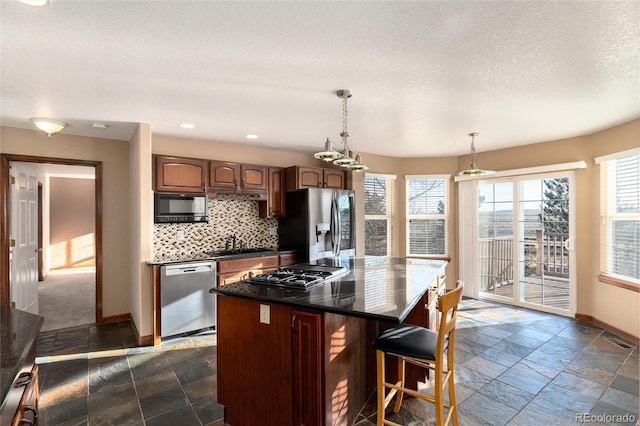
[373, 281, 464, 426]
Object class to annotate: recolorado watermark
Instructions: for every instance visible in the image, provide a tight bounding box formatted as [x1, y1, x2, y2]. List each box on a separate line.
[576, 412, 637, 424]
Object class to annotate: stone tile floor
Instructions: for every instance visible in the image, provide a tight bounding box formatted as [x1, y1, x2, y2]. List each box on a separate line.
[36, 298, 638, 425]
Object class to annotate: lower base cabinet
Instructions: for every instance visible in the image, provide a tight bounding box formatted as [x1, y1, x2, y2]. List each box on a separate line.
[216, 296, 367, 426]
[13, 365, 39, 426]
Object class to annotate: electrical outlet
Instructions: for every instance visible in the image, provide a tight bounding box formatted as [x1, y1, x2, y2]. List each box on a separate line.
[260, 304, 270, 324]
[176, 229, 185, 241]
[269, 227, 277, 236]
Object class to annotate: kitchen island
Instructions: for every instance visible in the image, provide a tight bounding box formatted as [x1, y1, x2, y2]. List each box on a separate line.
[212, 256, 447, 426]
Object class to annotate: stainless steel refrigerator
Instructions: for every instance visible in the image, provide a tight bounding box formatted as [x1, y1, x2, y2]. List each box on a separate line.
[278, 188, 355, 262]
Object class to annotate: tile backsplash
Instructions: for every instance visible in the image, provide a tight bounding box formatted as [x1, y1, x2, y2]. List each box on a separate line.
[153, 193, 278, 259]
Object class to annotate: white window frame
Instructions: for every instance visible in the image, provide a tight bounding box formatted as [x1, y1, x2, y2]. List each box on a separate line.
[595, 148, 640, 289]
[364, 173, 396, 257]
[405, 174, 450, 258]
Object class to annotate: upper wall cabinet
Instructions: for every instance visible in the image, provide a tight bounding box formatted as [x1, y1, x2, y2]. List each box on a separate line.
[259, 167, 286, 219]
[285, 166, 346, 191]
[153, 155, 207, 193]
[209, 160, 267, 196]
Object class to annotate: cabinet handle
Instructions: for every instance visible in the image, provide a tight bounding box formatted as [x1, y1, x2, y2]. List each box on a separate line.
[15, 372, 32, 387]
[241, 179, 245, 187]
[291, 314, 297, 332]
[233, 178, 238, 186]
[24, 405, 38, 420]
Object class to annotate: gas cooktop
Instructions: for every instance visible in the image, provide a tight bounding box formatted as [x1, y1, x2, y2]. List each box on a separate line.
[246, 264, 348, 289]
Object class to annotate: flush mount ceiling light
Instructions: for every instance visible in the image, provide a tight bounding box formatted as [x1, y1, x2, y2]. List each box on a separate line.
[31, 118, 66, 138]
[16, 0, 50, 6]
[314, 89, 369, 172]
[245, 134, 259, 139]
[456, 132, 495, 176]
[180, 123, 195, 129]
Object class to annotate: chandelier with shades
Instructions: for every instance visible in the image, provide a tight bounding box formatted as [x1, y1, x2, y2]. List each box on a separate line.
[314, 90, 369, 172]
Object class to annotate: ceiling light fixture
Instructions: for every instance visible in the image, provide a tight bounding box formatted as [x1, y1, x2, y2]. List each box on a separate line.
[92, 123, 108, 130]
[456, 132, 495, 176]
[245, 134, 259, 139]
[16, 0, 50, 6]
[314, 89, 369, 172]
[180, 123, 195, 129]
[31, 118, 66, 138]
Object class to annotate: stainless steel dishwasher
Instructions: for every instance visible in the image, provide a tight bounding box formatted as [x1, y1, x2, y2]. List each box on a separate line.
[160, 261, 216, 338]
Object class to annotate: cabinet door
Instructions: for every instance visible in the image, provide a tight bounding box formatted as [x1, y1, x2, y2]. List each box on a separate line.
[292, 310, 323, 426]
[217, 297, 293, 426]
[260, 167, 286, 218]
[297, 167, 324, 188]
[240, 164, 267, 192]
[209, 160, 239, 190]
[154, 156, 207, 193]
[323, 169, 346, 189]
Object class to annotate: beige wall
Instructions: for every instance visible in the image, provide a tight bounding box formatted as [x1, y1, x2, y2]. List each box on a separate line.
[1, 126, 131, 320]
[49, 177, 95, 269]
[130, 124, 154, 337]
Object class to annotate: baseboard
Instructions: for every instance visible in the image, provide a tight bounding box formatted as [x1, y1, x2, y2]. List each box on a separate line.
[129, 318, 154, 346]
[100, 313, 131, 324]
[575, 313, 639, 345]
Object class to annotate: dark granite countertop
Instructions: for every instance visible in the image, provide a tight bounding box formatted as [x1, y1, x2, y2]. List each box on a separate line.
[211, 256, 447, 323]
[148, 249, 296, 266]
[1, 308, 44, 405]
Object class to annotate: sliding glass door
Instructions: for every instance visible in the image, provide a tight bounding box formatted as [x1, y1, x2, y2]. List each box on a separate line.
[478, 172, 576, 316]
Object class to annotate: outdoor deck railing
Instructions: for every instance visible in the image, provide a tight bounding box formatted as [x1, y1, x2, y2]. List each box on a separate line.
[479, 231, 570, 288]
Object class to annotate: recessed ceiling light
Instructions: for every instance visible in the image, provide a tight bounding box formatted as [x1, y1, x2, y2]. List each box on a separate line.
[16, 0, 49, 6]
[245, 134, 259, 139]
[180, 123, 195, 129]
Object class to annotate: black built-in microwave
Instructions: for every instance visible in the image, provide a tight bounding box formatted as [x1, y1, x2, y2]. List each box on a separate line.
[154, 192, 208, 223]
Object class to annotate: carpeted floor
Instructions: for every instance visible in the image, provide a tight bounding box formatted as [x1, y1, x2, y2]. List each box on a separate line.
[38, 268, 95, 332]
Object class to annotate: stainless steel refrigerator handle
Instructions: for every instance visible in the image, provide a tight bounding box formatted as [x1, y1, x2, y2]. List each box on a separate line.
[331, 194, 341, 256]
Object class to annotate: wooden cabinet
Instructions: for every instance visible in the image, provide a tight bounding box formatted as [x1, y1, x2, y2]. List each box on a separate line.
[216, 296, 367, 426]
[279, 252, 298, 267]
[217, 255, 279, 286]
[291, 310, 322, 426]
[153, 155, 207, 193]
[285, 166, 346, 191]
[12, 365, 38, 426]
[259, 167, 286, 219]
[217, 297, 294, 426]
[209, 160, 267, 196]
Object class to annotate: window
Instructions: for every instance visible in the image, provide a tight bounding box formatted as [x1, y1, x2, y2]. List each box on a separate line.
[596, 149, 640, 286]
[406, 175, 449, 256]
[364, 173, 396, 256]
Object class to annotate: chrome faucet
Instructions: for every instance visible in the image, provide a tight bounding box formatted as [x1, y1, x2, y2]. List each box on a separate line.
[225, 235, 237, 251]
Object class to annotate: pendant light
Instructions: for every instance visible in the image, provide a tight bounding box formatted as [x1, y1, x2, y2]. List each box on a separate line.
[456, 132, 495, 176]
[314, 89, 369, 172]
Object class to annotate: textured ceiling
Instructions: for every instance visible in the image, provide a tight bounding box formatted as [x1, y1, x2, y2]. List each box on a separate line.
[1, 1, 638, 158]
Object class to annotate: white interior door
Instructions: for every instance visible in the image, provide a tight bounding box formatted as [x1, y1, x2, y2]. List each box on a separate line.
[10, 162, 39, 314]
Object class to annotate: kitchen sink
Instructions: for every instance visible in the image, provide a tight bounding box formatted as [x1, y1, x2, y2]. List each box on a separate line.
[206, 248, 274, 257]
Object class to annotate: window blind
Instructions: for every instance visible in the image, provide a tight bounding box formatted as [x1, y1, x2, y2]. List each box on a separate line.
[406, 176, 449, 256]
[598, 152, 640, 284]
[364, 174, 396, 257]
